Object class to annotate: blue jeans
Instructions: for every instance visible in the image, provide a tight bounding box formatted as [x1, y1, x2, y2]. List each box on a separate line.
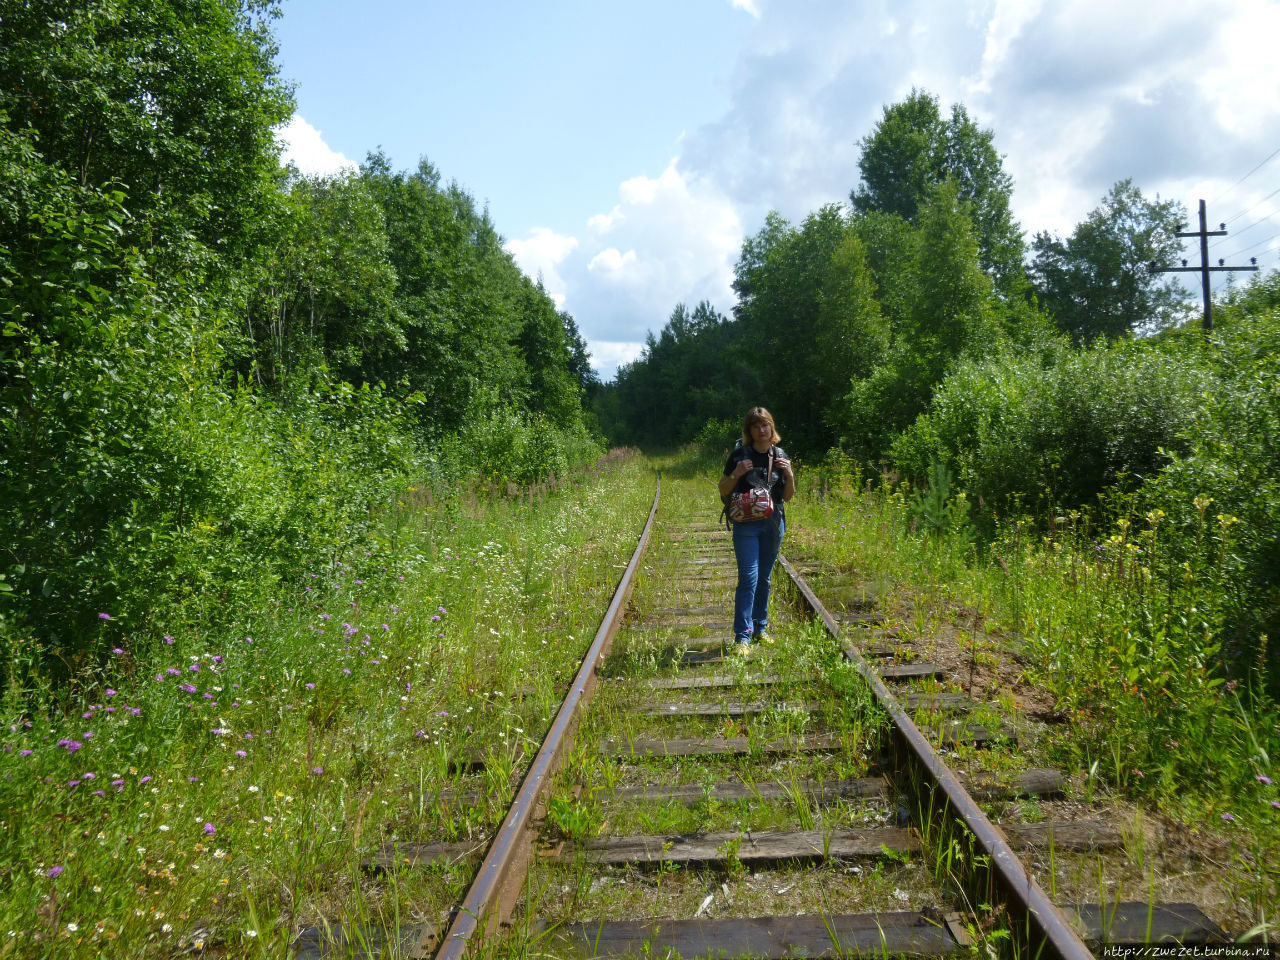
[731, 515, 784, 642]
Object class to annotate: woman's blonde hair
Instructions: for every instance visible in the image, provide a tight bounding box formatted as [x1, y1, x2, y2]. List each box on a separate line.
[742, 407, 781, 446]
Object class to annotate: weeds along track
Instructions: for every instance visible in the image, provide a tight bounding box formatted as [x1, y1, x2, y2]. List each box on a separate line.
[296, 475, 1234, 959]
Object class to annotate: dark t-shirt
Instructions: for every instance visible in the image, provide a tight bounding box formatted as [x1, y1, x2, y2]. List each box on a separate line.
[723, 444, 787, 520]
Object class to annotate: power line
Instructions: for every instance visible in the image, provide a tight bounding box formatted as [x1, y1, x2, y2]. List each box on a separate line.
[1208, 143, 1280, 209]
[1219, 228, 1280, 261]
[1210, 202, 1279, 249]
[1221, 182, 1280, 226]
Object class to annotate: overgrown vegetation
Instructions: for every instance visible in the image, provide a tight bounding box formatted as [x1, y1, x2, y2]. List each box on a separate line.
[1, 1, 603, 669]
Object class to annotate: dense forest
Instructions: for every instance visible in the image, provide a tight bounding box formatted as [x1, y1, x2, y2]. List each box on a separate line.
[597, 90, 1280, 678]
[1, 1, 600, 665]
[2, 3, 1276, 686]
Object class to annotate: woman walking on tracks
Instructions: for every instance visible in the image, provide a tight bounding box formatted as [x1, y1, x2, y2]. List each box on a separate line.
[718, 407, 795, 652]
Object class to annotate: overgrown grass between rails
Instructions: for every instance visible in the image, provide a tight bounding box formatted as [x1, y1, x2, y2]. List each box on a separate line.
[785, 453, 1280, 932]
[0, 453, 655, 958]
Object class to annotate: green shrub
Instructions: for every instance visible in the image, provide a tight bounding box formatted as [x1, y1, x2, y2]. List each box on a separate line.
[892, 337, 1211, 517]
[1139, 308, 1280, 674]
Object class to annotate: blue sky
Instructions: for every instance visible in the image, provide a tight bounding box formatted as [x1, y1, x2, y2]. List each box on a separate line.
[276, 0, 1280, 380]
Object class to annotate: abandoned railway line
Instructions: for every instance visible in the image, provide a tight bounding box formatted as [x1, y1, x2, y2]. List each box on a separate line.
[296, 475, 1238, 959]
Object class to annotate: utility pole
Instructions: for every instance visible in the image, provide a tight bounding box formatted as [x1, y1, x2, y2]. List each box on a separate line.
[1151, 199, 1258, 333]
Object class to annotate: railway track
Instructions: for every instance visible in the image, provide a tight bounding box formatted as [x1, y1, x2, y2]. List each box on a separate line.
[296, 475, 1236, 959]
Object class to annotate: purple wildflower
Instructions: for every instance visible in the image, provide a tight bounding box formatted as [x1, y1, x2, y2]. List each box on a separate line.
[47, 866, 63, 879]
[163, 636, 174, 645]
[105, 689, 116, 698]
[98, 613, 111, 621]
[203, 823, 216, 836]
[1257, 775, 1273, 786]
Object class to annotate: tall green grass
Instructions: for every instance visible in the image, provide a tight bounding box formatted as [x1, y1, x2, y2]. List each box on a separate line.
[0, 454, 653, 957]
[789, 455, 1278, 921]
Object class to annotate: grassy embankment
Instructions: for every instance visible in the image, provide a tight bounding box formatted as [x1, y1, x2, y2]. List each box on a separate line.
[784, 453, 1278, 936]
[1, 453, 655, 958]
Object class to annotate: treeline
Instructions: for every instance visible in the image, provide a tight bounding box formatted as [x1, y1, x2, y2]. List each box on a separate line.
[1, 1, 599, 664]
[598, 89, 1280, 671]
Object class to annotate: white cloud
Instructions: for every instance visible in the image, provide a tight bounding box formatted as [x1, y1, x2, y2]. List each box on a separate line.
[517, 160, 743, 379]
[587, 248, 638, 276]
[731, 0, 761, 18]
[506, 227, 578, 303]
[275, 115, 355, 177]
[587, 341, 647, 380]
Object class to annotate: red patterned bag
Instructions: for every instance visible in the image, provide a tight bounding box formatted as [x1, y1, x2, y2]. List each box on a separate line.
[725, 449, 774, 523]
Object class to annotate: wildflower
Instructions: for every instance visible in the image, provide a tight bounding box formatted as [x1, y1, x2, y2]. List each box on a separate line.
[189, 777, 199, 783]
[140, 776, 152, 784]
[19, 749, 32, 757]
[381, 623, 390, 631]
[235, 750, 247, 758]
[1271, 801, 1280, 810]
[47, 866, 63, 879]
[311, 766, 323, 775]
[105, 688, 116, 698]
[188, 664, 200, 673]
[246, 930, 258, 938]
[66, 923, 78, 932]
[305, 683, 315, 690]
[179, 684, 196, 694]
[1221, 812, 1236, 823]
[63, 740, 83, 754]
[1257, 775, 1273, 786]
[163, 636, 174, 645]
[98, 613, 112, 621]
[112, 648, 124, 655]
[211, 728, 229, 735]
[203, 823, 216, 836]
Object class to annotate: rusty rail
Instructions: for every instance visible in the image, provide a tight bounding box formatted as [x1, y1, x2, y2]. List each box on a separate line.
[778, 553, 1095, 960]
[435, 475, 662, 960]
